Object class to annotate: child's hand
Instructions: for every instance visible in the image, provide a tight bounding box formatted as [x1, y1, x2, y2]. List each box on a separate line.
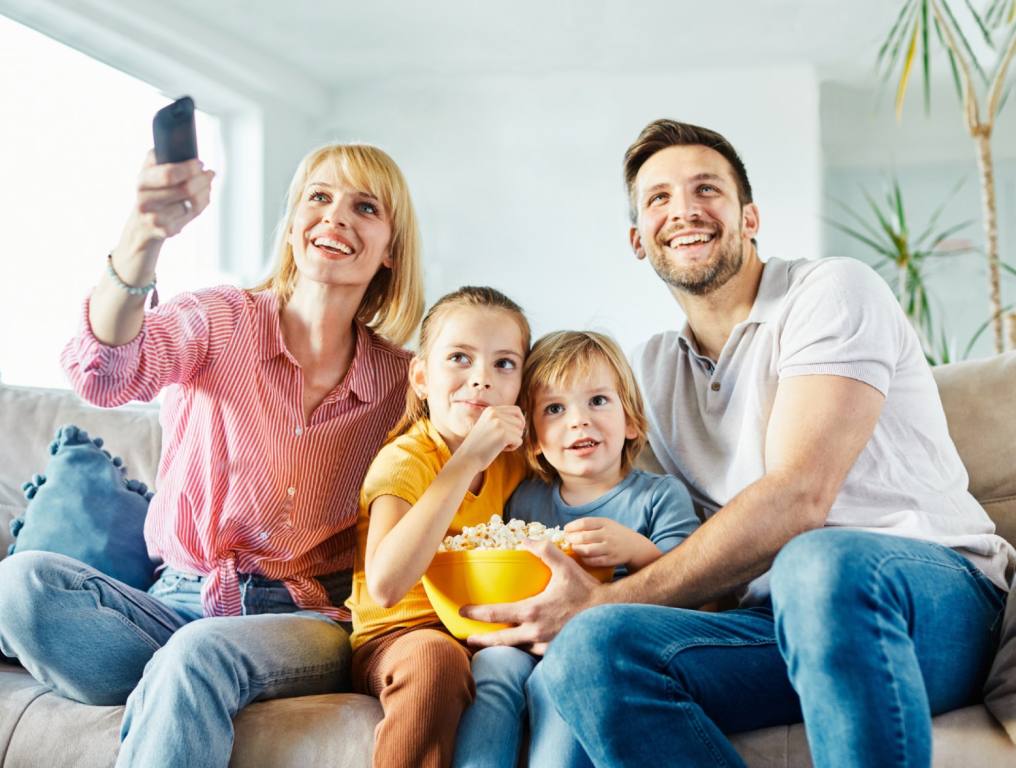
[564, 517, 661, 571]
[456, 405, 525, 471]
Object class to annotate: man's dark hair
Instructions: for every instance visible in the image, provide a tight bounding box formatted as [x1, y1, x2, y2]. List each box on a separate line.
[623, 120, 753, 224]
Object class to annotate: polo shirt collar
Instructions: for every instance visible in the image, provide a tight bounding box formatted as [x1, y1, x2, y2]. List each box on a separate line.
[674, 257, 790, 357]
[255, 290, 382, 403]
[745, 257, 790, 325]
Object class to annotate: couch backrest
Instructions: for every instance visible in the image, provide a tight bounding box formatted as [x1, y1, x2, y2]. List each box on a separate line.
[933, 351, 1016, 546]
[634, 351, 1016, 547]
[1, 353, 1013, 557]
[0, 384, 161, 556]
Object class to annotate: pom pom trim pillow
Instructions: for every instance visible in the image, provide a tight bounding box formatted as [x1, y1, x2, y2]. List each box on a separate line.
[9, 425, 159, 589]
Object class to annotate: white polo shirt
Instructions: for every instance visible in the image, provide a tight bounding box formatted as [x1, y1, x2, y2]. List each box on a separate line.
[633, 257, 1015, 597]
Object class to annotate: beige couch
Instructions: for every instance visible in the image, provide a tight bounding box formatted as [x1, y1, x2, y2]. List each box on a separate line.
[1, 353, 1014, 767]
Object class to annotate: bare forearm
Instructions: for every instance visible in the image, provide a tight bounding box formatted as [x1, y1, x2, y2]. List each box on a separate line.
[88, 224, 162, 346]
[88, 154, 213, 346]
[602, 472, 824, 608]
[369, 453, 481, 604]
[624, 537, 663, 572]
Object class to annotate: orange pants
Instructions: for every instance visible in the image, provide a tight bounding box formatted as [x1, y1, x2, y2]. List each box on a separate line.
[352, 624, 474, 768]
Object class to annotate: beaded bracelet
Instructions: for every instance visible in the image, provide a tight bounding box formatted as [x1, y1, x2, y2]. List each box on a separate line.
[106, 253, 158, 307]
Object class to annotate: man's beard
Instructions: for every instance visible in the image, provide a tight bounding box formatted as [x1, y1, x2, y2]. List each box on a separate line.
[646, 226, 744, 296]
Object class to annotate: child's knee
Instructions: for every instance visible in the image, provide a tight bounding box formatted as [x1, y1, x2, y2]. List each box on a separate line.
[391, 632, 472, 691]
[471, 646, 535, 687]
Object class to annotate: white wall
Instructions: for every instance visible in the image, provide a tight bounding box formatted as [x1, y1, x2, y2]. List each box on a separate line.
[321, 67, 822, 352]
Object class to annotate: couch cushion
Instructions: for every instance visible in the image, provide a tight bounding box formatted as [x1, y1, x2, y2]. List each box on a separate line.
[0, 662, 383, 768]
[0, 664, 50, 763]
[6, 651, 1010, 768]
[932, 352, 1016, 546]
[229, 692, 381, 767]
[0, 385, 161, 560]
[727, 704, 1016, 766]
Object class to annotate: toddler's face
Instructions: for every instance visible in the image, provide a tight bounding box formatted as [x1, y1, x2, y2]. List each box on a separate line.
[412, 306, 525, 451]
[532, 358, 636, 485]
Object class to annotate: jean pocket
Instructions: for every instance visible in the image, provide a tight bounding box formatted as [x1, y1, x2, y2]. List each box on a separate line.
[148, 569, 203, 599]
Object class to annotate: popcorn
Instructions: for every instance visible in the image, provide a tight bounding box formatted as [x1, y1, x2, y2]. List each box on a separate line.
[439, 514, 571, 552]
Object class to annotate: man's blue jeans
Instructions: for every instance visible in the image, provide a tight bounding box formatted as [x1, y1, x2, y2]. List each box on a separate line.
[541, 529, 1005, 768]
[0, 551, 352, 768]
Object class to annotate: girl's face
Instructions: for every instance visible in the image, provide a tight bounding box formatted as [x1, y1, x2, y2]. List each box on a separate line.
[532, 357, 637, 485]
[411, 306, 526, 451]
[288, 162, 393, 292]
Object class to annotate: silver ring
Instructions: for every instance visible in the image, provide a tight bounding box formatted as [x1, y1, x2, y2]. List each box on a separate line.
[181, 199, 193, 215]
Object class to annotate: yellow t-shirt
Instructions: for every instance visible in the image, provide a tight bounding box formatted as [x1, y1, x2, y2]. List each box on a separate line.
[346, 419, 527, 649]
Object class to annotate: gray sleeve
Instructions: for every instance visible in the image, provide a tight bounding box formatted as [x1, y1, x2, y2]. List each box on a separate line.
[647, 476, 700, 554]
[777, 259, 906, 396]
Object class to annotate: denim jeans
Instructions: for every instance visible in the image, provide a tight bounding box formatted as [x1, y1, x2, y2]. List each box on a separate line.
[0, 550, 353, 768]
[452, 646, 592, 768]
[541, 529, 1005, 768]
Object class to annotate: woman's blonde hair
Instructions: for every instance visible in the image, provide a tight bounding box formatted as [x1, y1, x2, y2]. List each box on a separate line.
[390, 286, 531, 438]
[251, 143, 424, 346]
[521, 330, 648, 482]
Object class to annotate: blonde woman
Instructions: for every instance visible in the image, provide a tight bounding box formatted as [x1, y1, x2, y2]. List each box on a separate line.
[0, 143, 423, 767]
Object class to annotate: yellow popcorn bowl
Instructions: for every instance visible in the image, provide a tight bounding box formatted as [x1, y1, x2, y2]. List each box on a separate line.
[421, 549, 613, 639]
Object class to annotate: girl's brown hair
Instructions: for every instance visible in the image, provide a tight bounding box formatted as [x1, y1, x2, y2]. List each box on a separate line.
[390, 286, 531, 438]
[520, 330, 648, 482]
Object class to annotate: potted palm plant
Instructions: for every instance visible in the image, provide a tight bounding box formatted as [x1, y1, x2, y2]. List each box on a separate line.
[879, 0, 1016, 351]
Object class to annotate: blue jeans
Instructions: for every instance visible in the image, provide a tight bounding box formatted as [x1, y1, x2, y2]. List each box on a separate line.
[541, 529, 1005, 768]
[0, 550, 352, 768]
[452, 646, 592, 768]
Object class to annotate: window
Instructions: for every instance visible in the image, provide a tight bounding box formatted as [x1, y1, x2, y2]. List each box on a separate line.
[0, 16, 236, 388]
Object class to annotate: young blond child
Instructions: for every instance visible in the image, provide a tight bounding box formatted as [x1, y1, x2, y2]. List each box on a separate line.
[346, 286, 531, 768]
[452, 331, 700, 768]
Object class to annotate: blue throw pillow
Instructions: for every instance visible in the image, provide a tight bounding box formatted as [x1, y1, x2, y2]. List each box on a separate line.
[9, 425, 160, 590]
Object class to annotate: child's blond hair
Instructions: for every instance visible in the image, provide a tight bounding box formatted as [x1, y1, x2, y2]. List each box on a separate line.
[389, 286, 531, 439]
[521, 331, 648, 483]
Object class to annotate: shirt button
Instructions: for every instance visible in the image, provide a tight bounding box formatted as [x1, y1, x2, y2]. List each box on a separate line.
[287, 486, 296, 497]
[295, 426, 303, 436]
[711, 382, 721, 392]
[259, 531, 269, 542]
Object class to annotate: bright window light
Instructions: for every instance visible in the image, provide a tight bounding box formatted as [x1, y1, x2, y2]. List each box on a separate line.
[0, 16, 235, 389]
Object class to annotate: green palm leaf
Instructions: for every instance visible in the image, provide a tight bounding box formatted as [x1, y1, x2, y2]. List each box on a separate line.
[964, 0, 996, 46]
[963, 302, 1016, 357]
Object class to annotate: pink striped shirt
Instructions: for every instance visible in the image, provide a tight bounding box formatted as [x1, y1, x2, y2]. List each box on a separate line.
[61, 286, 410, 621]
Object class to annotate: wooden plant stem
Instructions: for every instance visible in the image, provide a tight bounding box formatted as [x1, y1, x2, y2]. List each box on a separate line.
[974, 129, 1004, 353]
[930, 0, 1007, 353]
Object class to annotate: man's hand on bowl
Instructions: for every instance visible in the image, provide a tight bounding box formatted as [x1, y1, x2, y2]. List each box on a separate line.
[460, 539, 604, 655]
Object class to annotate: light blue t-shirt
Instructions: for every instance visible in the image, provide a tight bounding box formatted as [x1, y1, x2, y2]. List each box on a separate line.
[505, 469, 699, 577]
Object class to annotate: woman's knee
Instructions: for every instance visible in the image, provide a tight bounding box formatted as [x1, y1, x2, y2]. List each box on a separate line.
[144, 619, 240, 682]
[0, 551, 83, 630]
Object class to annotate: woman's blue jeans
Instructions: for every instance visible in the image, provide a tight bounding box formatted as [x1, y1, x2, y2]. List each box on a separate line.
[541, 529, 1005, 768]
[0, 551, 352, 768]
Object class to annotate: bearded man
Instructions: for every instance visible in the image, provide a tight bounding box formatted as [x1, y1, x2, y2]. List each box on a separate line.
[464, 120, 1014, 767]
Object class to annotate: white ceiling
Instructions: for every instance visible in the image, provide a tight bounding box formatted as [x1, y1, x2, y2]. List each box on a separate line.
[156, 0, 903, 85]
